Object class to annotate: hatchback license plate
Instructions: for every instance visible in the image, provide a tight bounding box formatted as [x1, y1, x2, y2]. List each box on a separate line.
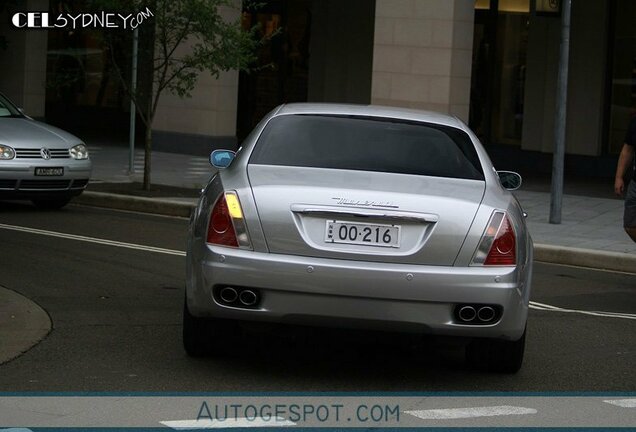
[35, 167, 64, 176]
[325, 220, 400, 248]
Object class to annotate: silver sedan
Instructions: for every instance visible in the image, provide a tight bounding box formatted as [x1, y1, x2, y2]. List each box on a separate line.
[0, 92, 91, 209]
[185, 103, 533, 373]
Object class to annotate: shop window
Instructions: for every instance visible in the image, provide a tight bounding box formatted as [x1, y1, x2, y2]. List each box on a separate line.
[44, 0, 146, 141]
[607, 0, 636, 154]
[471, 0, 529, 146]
[498, 0, 530, 13]
[237, 0, 312, 140]
[475, 0, 490, 10]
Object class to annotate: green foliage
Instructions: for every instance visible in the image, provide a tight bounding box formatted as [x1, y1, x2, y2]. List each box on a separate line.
[154, 0, 259, 99]
[91, 0, 259, 125]
[88, 0, 261, 189]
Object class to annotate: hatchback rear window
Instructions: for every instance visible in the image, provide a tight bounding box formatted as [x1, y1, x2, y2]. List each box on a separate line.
[249, 114, 484, 180]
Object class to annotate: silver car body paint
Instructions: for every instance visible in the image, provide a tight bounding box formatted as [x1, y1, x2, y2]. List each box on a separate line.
[0, 94, 91, 199]
[186, 103, 532, 340]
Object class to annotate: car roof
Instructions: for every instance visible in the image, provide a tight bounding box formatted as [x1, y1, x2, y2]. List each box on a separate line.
[275, 103, 465, 129]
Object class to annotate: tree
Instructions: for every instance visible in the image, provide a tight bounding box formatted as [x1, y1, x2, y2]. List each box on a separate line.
[95, 0, 259, 190]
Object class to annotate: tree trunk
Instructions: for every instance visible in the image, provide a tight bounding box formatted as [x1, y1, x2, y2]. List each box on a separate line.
[143, 126, 152, 191]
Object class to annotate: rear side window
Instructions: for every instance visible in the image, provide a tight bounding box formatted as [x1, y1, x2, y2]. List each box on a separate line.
[249, 115, 484, 180]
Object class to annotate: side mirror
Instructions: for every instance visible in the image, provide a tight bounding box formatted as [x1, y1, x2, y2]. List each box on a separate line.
[497, 171, 522, 191]
[210, 149, 236, 169]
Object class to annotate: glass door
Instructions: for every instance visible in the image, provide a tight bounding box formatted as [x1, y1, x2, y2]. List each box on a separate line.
[470, 0, 529, 146]
[606, 0, 636, 154]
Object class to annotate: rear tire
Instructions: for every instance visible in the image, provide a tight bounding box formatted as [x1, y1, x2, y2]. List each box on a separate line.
[182, 299, 239, 357]
[466, 328, 526, 373]
[32, 198, 71, 210]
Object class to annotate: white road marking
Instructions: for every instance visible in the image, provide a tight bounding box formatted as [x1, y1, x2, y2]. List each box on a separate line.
[405, 405, 537, 420]
[529, 301, 636, 320]
[530, 302, 636, 318]
[537, 261, 636, 276]
[161, 417, 296, 429]
[0, 429, 34, 432]
[0, 223, 185, 257]
[2, 223, 633, 322]
[604, 399, 636, 408]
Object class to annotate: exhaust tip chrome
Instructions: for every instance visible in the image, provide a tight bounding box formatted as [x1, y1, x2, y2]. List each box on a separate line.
[219, 287, 238, 304]
[239, 290, 258, 306]
[477, 306, 496, 322]
[458, 306, 477, 322]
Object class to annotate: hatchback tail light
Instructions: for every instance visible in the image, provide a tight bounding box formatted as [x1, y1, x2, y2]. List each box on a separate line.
[472, 211, 516, 266]
[207, 192, 251, 249]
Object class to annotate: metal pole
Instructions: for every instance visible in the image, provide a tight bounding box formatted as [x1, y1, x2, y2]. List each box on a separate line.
[549, 0, 571, 224]
[128, 27, 139, 175]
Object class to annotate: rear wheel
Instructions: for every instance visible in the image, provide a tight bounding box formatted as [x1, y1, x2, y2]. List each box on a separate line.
[182, 299, 239, 357]
[32, 198, 71, 210]
[466, 328, 526, 373]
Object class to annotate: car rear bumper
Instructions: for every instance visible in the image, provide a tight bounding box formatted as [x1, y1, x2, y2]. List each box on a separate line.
[187, 245, 532, 341]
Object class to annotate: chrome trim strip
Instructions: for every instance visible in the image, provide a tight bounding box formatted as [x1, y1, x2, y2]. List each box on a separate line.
[291, 204, 438, 223]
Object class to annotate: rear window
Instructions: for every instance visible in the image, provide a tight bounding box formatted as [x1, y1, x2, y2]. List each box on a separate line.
[248, 115, 484, 180]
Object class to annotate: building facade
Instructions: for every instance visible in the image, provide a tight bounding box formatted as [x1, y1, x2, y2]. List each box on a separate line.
[1, 0, 634, 177]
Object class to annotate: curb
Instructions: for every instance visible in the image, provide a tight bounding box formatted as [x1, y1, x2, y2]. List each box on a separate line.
[73, 192, 636, 274]
[533, 244, 636, 274]
[74, 191, 195, 218]
[0, 286, 52, 365]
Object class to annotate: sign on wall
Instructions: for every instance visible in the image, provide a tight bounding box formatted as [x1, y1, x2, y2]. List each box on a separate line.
[535, 0, 561, 16]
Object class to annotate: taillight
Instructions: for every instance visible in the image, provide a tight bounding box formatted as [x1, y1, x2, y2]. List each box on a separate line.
[472, 211, 516, 266]
[207, 194, 238, 247]
[206, 192, 251, 249]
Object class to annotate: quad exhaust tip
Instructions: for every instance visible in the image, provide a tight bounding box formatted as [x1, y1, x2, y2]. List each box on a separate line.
[477, 305, 496, 322]
[455, 304, 500, 325]
[219, 287, 238, 303]
[215, 286, 260, 309]
[458, 306, 477, 322]
[239, 290, 258, 306]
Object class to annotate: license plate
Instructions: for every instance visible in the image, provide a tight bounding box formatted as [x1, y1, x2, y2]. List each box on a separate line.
[325, 220, 400, 248]
[34, 167, 64, 176]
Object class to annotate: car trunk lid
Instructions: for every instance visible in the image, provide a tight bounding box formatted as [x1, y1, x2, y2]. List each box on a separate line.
[248, 165, 485, 265]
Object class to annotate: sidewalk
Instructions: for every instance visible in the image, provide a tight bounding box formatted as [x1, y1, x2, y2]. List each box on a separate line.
[516, 190, 636, 255]
[90, 145, 213, 190]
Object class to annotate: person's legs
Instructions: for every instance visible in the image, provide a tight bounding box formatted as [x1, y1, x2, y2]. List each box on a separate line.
[624, 180, 636, 243]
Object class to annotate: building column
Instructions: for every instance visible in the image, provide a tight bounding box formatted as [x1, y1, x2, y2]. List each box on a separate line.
[152, 68, 239, 155]
[0, 0, 48, 118]
[152, 4, 240, 155]
[371, 0, 474, 123]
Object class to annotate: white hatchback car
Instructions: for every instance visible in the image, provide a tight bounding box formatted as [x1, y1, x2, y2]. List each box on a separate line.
[0, 92, 91, 209]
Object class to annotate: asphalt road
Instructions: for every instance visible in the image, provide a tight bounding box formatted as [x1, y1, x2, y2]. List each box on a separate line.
[0, 201, 634, 393]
